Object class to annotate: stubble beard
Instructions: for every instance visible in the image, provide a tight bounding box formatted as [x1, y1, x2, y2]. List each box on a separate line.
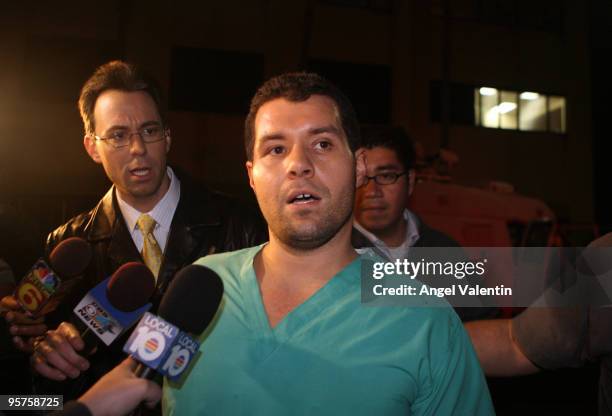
[268, 187, 355, 251]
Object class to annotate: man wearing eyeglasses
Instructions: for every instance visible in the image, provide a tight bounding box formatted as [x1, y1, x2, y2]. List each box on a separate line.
[352, 126, 495, 321]
[353, 125, 458, 258]
[3, 60, 265, 399]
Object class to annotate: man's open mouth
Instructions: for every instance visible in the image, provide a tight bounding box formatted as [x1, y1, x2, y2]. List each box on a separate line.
[288, 193, 321, 204]
[130, 167, 151, 177]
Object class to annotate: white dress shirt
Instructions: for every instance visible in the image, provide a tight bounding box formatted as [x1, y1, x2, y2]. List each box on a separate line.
[354, 209, 420, 262]
[116, 166, 181, 253]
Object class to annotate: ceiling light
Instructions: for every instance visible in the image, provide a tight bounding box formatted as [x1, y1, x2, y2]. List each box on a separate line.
[487, 102, 517, 115]
[520, 92, 540, 100]
[497, 102, 517, 114]
[479, 87, 498, 96]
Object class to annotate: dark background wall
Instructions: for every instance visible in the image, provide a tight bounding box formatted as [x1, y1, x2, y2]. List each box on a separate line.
[0, 0, 605, 273]
[0, 1, 596, 210]
[590, 0, 612, 234]
[0, 1, 609, 413]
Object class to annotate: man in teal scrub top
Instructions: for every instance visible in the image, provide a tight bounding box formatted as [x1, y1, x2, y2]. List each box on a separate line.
[163, 72, 494, 415]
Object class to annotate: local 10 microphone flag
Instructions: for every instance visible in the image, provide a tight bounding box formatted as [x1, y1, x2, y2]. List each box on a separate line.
[124, 312, 200, 381]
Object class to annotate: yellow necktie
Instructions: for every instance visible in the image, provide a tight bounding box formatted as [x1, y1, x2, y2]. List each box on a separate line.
[137, 214, 163, 279]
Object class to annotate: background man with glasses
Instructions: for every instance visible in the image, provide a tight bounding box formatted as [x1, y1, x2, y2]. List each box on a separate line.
[352, 126, 495, 321]
[353, 125, 460, 257]
[2, 60, 265, 399]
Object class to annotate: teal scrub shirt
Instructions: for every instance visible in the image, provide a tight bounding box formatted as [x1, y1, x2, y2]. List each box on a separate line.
[163, 245, 494, 415]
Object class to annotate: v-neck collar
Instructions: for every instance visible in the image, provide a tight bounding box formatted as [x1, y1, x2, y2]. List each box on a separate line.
[241, 245, 362, 344]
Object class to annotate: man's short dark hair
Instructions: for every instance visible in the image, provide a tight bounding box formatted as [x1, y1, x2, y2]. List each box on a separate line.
[359, 125, 416, 171]
[244, 72, 360, 160]
[78, 60, 166, 135]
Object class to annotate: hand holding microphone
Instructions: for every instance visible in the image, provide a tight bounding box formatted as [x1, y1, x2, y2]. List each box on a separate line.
[1, 237, 92, 352]
[1, 295, 47, 352]
[74, 357, 162, 416]
[32, 262, 155, 381]
[53, 265, 223, 415]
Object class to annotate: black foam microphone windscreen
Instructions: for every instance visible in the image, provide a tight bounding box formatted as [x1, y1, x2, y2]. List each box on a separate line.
[158, 264, 224, 334]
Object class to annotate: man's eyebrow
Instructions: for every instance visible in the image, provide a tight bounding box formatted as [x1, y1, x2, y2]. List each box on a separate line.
[256, 125, 342, 145]
[373, 164, 403, 172]
[104, 120, 161, 132]
[257, 133, 285, 144]
[309, 125, 342, 136]
[140, 120, 163, 128]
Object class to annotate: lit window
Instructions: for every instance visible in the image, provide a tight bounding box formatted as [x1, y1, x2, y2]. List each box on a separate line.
[473, 89, 480, 126]
[479, 87, 499, 128]
[519, 92, 547, 131]
[548, 96, 566, 133]
[474, 86, 566, 134]
[499, 91, 517, 130]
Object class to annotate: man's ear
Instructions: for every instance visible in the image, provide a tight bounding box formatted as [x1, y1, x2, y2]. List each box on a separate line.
[408, 169, 416, 197]
[355, 148, 366, 188]
[83, 135, 102, 164]
[246, 161, 255, 191]
[165, 129, 172, 153]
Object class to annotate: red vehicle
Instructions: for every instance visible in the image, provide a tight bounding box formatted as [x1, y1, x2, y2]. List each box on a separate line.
[408, 150, 563, 311]
[410, 179, 557, 248]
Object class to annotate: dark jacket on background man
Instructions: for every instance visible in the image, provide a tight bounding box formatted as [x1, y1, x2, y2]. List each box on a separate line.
[352, 215, 498, 322]
[35, 173, 267, 400]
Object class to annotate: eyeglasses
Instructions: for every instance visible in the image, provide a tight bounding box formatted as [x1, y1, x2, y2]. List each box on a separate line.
[94, 125, 166, 149]
[364, 172, 406, 185]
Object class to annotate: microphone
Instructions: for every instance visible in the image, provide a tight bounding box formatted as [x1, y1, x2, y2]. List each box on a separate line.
[72, 262, 156, 353]
[13, 237, 92, 317]
[124, 264, 224, 381]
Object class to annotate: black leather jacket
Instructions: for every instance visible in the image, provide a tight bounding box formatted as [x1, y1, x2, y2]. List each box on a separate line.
[46, 182, 265, 318]
[37, 174, 267, 399]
